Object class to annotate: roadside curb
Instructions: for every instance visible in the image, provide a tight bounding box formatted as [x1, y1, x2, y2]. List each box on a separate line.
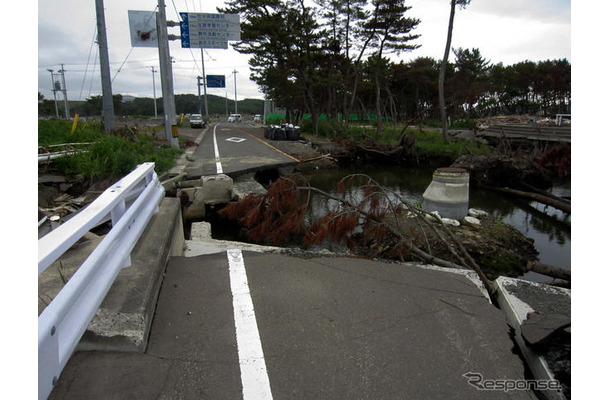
[77, 197, 184, 352]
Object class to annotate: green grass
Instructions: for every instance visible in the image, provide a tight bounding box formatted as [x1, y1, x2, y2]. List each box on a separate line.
[413, 129, 489, 158]
[40, 120, 182, 180]
[38, 119, 102, 145]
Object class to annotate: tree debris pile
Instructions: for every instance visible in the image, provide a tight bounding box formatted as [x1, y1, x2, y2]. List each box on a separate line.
[342, 132, 416, 164]
[218, 173, 538, 284]
[377, 212, 538, 279]
[452, 152, 553, 189]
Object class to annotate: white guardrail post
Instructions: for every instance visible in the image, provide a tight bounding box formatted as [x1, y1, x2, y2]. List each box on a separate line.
[38, 162, 165, 400]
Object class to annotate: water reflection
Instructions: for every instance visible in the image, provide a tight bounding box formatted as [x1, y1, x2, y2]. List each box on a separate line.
[304, 164, 571, 283]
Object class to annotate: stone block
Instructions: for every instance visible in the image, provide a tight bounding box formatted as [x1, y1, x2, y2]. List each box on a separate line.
[200, 174, 233, 204]
[190, 221, 213, 241]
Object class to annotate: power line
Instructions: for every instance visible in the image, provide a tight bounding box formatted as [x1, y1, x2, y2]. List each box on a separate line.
[79, 26, 98, 101]
[88, 45, 99, 99]
[111, 47, 134, 83]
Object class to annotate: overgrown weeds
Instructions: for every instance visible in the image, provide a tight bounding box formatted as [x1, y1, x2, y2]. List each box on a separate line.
[38, 119, 102, 145]
[414, 129, 489, 158]
[39, 120, 182, 180]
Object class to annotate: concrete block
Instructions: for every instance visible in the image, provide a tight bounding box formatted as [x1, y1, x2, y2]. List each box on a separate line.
[190, 221, 213, 241]
[200, 174, 233, 204]
[178, 187, 206, 220]
[232, 178, 267, 200]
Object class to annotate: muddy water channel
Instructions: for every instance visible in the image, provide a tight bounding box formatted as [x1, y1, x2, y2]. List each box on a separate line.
[303, 164, 571, 283]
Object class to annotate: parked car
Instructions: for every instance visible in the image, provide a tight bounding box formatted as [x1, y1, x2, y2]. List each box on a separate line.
[228, 113, 242, 122]
[190, 114, 205, 128]
[253, 114, 262, 123]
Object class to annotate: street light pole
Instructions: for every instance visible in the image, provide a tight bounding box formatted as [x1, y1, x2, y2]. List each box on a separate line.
[233, 69, 238, 114]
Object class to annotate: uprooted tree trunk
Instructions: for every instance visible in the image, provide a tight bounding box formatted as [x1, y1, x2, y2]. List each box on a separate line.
[488, 186, 571, 214]
[527, 261, 571, 281]
[349, 131, 416, 164]
[219, 174, 497, 302]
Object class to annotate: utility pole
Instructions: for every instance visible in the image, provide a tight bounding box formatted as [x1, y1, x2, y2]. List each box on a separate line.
[197, 76, 203, 115]
[149, 66, 158, 117]
[156, 0, 179, 148]
[232, 69, 238, 114]
[47, 69, 60, 119]
[200, 49, 209, 118]
[58, 64, 70, 119]
[95, 0, 116, 131]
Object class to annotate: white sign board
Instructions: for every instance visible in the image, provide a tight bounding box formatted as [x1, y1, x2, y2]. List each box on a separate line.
[128, 10, 158, 48]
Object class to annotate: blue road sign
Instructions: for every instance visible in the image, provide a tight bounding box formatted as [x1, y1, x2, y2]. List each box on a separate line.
[180, 12, 190, 48]
[207, 75, 226, 88]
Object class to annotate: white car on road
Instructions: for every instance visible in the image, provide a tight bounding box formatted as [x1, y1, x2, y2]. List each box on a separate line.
[189, 114, 205, 128]
[228, 114, 242, 122]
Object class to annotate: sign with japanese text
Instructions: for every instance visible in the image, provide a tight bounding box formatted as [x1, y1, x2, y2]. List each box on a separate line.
[179, 12, 240, 49]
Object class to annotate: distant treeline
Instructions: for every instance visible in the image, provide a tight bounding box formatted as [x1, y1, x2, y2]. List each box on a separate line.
[217, 0, 570, 130]
[38, 93, 264, 118]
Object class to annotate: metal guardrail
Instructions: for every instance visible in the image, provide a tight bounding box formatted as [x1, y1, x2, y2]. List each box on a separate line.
[38, 143, 93, 164]
[38, 162, 165, 400]
[555, 113, 571, 126]
[484, 124, 571, 142]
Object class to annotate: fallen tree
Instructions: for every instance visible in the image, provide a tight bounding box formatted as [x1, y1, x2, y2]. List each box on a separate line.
[527, 261, 571, 281]
[487, 186, 571, 214]
[344, 132, 416, 164]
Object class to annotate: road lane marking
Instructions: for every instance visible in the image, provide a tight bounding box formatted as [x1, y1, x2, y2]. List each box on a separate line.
[226, 137, 247, 143]
[227, 249, 273, 400]
[213, 124, 224, 174]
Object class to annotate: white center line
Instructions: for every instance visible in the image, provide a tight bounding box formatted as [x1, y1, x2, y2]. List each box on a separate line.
[213, 124, 224, 174]
[226, 249, 273, 400]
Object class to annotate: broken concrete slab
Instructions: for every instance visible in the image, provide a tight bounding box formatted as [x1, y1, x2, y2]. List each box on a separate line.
[521, 312, 571, 349]
[177, 174, 235, 219]
[494, 276, 570, 400]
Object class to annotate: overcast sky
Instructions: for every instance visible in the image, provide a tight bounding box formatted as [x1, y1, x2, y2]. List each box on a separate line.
[37, 0, 571, 103]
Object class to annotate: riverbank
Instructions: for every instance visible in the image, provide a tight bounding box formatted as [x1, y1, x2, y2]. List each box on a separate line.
[298, 129, 570, 191]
